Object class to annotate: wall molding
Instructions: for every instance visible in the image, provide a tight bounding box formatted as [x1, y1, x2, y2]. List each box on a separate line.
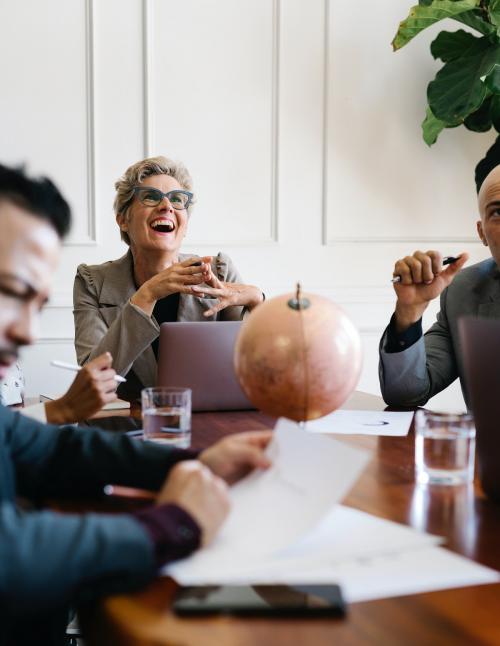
[42, 284, 394, 338]
[181, 238, 281, 248]
[63, 0, 97, 247]
[269, 0, 280, 243]
[34, 338, 75, 345]
[321, 0, 330, 247]
[142, 0, 280, 247]
[326, 236, 482, 244]
[142, 0, 153, 158]
[319, 0, 481, 248]
[45, 284, 395, 309]
[44, 293, 74, 308]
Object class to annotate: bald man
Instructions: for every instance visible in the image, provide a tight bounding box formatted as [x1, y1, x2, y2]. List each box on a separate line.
[379, 138, 500, 408]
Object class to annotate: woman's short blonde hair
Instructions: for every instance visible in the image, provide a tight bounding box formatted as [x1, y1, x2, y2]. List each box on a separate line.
[113, 155, 194, 245]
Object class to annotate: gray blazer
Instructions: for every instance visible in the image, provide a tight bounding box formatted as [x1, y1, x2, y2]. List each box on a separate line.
[379, 258, 500, 408]
[73, 250, 245, 400]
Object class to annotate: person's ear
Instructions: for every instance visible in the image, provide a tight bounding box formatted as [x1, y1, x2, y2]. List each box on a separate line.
[477, 219, 488, 246]
[116, 212, 128, 232]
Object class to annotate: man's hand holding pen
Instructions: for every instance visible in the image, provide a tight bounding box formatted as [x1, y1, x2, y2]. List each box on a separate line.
[391, 250, 469, 333]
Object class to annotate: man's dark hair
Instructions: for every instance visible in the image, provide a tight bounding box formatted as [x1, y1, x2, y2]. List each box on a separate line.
[475, 136, 500, 194]
[0, 164, 71, 238]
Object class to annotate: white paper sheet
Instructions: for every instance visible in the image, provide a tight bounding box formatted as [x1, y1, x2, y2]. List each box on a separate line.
[168, 504, 441, 585]
[270, 505, 442, 567]
[305, 410, 414, 436]
[311, 546, 499, 603]
[169, 503, 499, 601]
[193, 545, 499, 603]
[166, 418, 371, 580]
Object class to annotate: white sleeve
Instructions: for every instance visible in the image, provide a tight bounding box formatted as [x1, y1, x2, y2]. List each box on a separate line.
[20, 402, 48, 423]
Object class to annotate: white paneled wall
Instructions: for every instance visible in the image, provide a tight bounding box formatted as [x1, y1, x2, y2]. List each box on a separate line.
[1, 0, 492, 408]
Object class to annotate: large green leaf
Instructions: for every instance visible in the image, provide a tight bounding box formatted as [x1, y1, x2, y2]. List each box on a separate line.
[422, 106, 446, 145]
[430, 29, 480, 61]
[392, 0, 480, 51]
[428, 36, 500, 123]
[483, 63, 500, 93]
[464, 95, 493, 131]
[489, 0, 500, 35]
[453, 8, 497, 35]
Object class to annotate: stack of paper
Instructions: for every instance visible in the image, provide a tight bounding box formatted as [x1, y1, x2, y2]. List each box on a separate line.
[165, 419, 499, 602]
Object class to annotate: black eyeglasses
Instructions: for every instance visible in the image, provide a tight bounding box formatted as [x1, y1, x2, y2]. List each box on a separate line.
[133, 186, 193, 210]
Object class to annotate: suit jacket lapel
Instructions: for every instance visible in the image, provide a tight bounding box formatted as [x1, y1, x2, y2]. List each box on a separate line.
[477, 262, 500, 318]
[100, 251, 137, 305]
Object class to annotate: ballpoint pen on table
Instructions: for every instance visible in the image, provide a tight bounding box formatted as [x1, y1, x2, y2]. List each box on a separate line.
[391, 256, 460, 284]
[50, 360, 127, 383]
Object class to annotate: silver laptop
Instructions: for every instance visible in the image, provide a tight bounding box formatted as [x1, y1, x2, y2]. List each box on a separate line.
[157, 321, 255, 412]
[458, 316, 500, 501]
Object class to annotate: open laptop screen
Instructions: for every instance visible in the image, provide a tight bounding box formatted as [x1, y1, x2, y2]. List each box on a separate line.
[157, 321, 255, 412]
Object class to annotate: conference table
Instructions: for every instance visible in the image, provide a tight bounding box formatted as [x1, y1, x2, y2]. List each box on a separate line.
[78, 391, 500, 645]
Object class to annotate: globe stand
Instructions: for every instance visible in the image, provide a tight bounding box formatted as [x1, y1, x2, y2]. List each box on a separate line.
[287, 282, 311, 311]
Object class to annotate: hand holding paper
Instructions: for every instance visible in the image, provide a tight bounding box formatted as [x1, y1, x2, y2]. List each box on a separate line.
[167, 418, 371, 581]
[199, 430, 273, 484]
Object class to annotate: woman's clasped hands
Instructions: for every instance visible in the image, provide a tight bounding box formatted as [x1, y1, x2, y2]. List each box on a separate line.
[191, 263, 264, 317]
[131, 256, 212, 314]
[132, 255, 263, 318]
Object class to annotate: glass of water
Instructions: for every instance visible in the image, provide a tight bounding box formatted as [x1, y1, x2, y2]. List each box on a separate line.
[415, 410, 475, 485]
[141, 387, 191, 448]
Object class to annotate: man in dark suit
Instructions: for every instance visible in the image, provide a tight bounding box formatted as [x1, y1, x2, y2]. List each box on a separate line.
[378, 137, 500, 408]
[0, 164, 271, 644]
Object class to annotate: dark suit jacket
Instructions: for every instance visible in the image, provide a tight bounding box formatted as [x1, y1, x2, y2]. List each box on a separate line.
[0, 404, 192, 627]
[379, 258, 500, 407]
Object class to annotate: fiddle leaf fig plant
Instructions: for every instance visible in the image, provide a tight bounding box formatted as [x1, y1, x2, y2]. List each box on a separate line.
[393, 0, 500, 144]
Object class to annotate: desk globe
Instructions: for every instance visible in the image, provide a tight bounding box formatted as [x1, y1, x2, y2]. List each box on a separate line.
[234, 285, 362, 421]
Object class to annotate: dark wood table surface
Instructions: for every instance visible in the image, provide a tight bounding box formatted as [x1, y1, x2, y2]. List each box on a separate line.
[80, 392, 500, 646]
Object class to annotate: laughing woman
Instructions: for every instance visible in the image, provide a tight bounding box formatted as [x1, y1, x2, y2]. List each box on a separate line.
[73, 156, 263, 400]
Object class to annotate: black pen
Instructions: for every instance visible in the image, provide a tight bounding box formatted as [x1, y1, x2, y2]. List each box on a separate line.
[391, 256, 460, 284]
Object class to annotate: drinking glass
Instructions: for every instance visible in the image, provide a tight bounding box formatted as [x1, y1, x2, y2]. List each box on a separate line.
[415, 410, 475, 485]
[141, 387, 191, 448]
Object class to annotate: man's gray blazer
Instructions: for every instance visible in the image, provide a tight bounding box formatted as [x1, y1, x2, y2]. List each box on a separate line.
[73, 250, 245, 400]
[379, 258, 500, 408]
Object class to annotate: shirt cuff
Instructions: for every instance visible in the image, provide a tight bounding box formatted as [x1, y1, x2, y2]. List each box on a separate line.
[20, 402, 48, 423]
[132, 503, 201, 567]
[385, 313, 423, 353]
